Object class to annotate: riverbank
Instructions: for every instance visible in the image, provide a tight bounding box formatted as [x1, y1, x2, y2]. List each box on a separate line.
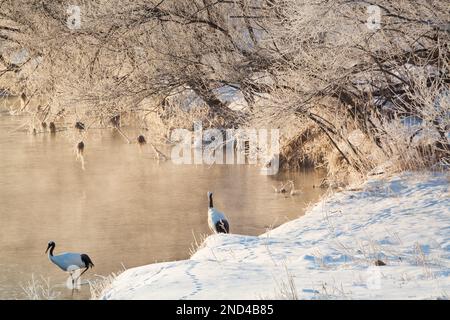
[100, 172, 450, 300]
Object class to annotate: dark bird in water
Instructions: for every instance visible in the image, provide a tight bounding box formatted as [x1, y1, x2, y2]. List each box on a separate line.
[41, 121, 47, 130]
[76, 141, 86, 170]
[45, 241, 94, 286]
[75, 122, 85, 131]
[207, 192, 230, 234]
[77, 141, 85, 154]
[49, 122, 56, 134]
[137, 135, 146, 145]
[110, 115, 120, 128]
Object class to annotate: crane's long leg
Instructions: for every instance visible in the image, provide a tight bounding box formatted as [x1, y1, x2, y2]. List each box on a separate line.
[79, 267, 89, 278]
[69, 271, 74, 286]
[74, 267, 89, 285]
[69, 271, 76, 294]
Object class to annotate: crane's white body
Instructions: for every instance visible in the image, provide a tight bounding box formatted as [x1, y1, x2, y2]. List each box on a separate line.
[207, 191, 230, 233]
[208, 207, 227, 232]
[48, 252, 86, 272]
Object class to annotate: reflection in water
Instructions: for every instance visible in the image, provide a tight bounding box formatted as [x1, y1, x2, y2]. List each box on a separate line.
[0, 113, 325, 300]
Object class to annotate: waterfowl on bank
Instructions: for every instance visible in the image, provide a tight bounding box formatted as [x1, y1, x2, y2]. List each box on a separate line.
[75, 122, 85, 131]
[110, 115, 120, 128]
[45, 241, 94, 285]
[207, 192, 230, 234]
[49, 122, 56, 134]
[137, 135, 146, 145]
[76, 141, 84, 155]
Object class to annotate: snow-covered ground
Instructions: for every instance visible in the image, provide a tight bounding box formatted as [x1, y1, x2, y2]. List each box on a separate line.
[100, 172, 450, 300]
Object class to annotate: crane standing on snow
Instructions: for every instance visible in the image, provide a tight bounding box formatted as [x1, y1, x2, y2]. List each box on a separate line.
[207, 192, 230, 234]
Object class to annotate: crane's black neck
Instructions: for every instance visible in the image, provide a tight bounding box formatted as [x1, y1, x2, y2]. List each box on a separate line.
[49, 244, 55, 256]
[209, 194, 213, 208]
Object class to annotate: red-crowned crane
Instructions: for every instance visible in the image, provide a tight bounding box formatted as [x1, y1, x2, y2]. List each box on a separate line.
[207, 192, 230, 234]
[45, 241, 94, 286]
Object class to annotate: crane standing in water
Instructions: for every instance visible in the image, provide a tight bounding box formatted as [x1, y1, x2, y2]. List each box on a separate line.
[45, 241, 94, 287]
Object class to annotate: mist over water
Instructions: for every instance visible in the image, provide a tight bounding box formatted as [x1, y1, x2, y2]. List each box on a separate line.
[0, 112, 325, 300]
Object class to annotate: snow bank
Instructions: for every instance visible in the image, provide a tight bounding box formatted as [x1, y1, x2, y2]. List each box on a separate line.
[101, 173, 450, 300]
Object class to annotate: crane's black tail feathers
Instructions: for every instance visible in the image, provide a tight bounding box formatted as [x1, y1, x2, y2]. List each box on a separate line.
[215, 219, 230, 234]
[81, 254, 95, 268]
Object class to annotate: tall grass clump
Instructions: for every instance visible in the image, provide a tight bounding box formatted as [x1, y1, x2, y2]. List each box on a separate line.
[21, 274, 59, 300]
[89, 266, 126, 300]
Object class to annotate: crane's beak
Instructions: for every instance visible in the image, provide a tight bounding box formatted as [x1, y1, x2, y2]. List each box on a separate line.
[45, 245, 50, 254]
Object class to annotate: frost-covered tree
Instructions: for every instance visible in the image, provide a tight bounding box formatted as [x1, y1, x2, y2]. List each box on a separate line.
[1, 0, 448, 178]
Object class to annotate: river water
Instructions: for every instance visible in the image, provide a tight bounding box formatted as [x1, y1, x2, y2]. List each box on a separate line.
[0, 111, 325, 300]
